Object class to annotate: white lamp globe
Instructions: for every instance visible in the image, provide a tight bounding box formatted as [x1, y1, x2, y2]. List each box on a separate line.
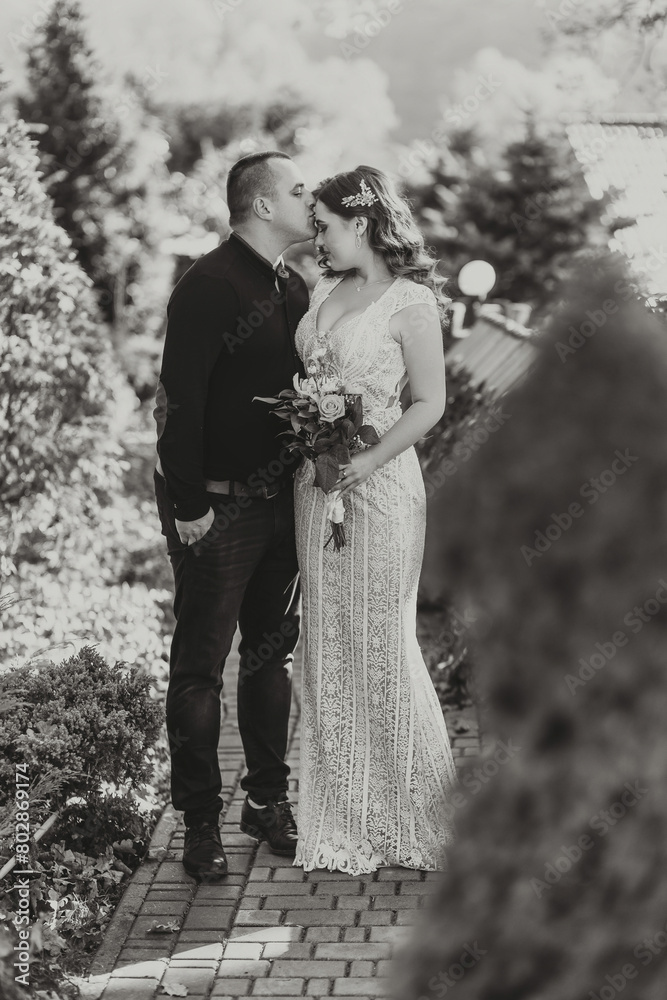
[458, 259, 497, 299]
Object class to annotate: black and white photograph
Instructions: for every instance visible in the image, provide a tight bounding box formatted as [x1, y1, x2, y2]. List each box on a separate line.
[1, 1, 667, 998]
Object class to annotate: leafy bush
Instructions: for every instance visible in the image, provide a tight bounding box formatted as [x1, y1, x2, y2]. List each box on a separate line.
[0, 645, 166, 990]
[398, 259, 667, 1000]
[0, 108, 130, 580]
[416, 363, 496, 710]
[0, 645, 163, 815]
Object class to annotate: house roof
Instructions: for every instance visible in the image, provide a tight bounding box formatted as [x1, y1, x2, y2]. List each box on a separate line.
[564, 113, 667, 295]
[447, 308, 539, 397]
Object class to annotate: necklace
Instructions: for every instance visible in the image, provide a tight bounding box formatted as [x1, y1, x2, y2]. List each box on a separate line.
[352, 274, 393, 293]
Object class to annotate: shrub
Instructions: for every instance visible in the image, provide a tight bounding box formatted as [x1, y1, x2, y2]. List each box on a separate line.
[0, 645, 163, 817]
[397, 257, 667, 1000]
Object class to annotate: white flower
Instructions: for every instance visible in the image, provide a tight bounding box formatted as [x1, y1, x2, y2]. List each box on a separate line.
[293, 373, 319, 398]
[318, 393, 346, 422]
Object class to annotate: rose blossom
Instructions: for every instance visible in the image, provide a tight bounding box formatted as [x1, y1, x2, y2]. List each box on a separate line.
[318, 393, 346, 422]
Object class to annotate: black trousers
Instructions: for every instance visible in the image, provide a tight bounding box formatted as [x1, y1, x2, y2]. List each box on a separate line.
[154, 469, 300, 827]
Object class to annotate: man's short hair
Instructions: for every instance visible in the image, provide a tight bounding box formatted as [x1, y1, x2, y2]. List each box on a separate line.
[226, 151, 292, 228]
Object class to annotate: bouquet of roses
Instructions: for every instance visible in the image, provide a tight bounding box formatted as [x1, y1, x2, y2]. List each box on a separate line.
[255, 346, 379, 550]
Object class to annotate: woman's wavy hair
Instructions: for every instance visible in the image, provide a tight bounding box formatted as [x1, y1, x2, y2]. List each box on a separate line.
[313, 164, 451, 322]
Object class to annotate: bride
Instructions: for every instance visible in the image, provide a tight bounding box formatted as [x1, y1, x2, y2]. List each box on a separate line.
[293, 165, 457, 875]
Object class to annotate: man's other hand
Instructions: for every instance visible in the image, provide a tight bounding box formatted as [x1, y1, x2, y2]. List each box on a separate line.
[175, 507, 215, 546]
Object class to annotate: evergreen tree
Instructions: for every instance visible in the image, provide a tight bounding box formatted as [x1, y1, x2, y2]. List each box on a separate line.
[17, 0, 173, 338]
[410, 118, 611, 317]
[0, 106, 124, 571]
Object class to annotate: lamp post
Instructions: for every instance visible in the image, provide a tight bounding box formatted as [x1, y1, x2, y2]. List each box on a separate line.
[451, 259, 498, 336]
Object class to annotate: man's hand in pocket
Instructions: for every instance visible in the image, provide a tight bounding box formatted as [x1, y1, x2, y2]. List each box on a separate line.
[175, 507, 215, 546]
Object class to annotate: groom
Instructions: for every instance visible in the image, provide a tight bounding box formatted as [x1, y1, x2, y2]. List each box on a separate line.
[153, 151, 315, 880]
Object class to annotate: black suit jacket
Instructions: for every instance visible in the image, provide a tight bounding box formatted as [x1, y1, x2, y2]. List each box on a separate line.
[155, 232, 309, 521]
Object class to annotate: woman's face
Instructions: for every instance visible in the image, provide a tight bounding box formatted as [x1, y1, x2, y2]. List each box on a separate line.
[314, 200, 361, 272]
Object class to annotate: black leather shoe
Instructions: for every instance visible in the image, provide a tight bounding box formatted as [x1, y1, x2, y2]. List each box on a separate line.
[182, 821, 228, 881]
[240, 795, 298, 856]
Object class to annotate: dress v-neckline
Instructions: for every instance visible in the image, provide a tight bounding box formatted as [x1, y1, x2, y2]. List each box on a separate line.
[315, 275, 399, 337]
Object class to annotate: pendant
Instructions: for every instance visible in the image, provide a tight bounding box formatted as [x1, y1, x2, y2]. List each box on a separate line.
[276, 265, 290, 280]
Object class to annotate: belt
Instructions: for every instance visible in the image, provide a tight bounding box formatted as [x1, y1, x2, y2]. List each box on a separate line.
[204, 478, 290, 500]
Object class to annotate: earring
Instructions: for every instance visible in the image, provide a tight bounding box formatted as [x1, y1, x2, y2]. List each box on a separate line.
[355, 232, 362, 249]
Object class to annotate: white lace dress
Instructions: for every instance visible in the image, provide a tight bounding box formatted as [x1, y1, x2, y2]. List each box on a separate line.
[293, 274, 457, 875]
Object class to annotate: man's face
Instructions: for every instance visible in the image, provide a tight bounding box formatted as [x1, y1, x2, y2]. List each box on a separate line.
[267, 158, 316, 244]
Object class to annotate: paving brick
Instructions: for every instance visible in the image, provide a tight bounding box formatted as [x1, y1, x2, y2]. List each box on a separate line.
[229, 926, 303, 942]
[314, 943, 390, 960]
[248, 881, 313, 896]
[305, 980, 332, 996]
[161, 967, 218, 993]
[115, 937, 174, 953]
[350, 960, 375, 976]
[248, 867, 274, 882]
[395, 910, 419, 925]
[262, 942, 312, 959]
[167, 958, 218, 971]
[358, 911, 392, 925]
[215, 959, 272, 978]
[333, 979, 389, 996]
[397, 882, 433, 895]
[245, 894, 334, 910]
[171, 940, 225, 960]
[231, 909, 284, 926]
[369, 927, 408, 944]
[305, 927, 343, 942]
[375, 868, 422, 881]
[210, 979, 251, 996]
[141, 900, 190, 917]
[102, 980, 161, 999]
[195, 883, 244, 901]
[313, 880, 364, 895]
[335, 895, 370, 910]
[222, 941, 265, 960]
[270, 960, 347, 977]
[367, 883, 399, 895]
[143, 889, 193, 901]
[182, 906, 236, 930]
[110, 959, 167, 978]
[252, 979, 306, 996]
[116, 947, 171, 965]
[343, 928, 367, 942]
[256, 846, 298, 866]
[133, 916, 184, 938]
[272, 868, 308, 881]
[285, 910, 353, 926]
[177, 929, 229, 943]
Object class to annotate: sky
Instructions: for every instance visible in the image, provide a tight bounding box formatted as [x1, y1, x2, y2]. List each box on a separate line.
[1, 0, 548, 143]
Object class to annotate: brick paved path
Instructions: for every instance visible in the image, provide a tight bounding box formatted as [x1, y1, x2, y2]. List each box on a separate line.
[84, 641, 478, 1000]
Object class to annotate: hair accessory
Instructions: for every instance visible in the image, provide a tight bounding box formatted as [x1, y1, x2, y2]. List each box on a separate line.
[341, 178, 378, 209]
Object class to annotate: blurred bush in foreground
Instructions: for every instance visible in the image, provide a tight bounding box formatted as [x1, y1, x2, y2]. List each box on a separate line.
[398, 255, 667, 999]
